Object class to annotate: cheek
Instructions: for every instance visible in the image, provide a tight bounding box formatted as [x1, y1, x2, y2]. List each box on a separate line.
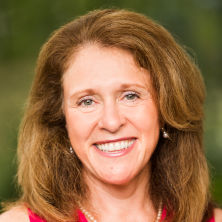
[126, 104, 159, 131]
[65, 111, 96, 144]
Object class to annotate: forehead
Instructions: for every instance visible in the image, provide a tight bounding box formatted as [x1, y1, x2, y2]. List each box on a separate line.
[66, 43, 139, 71]
[62, 44, 155, 96]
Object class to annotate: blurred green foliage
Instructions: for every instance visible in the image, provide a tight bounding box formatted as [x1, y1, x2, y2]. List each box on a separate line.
[0, 0, 221, 209]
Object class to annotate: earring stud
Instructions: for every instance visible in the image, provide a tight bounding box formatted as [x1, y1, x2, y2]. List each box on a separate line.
[69, 147, 74, 154]
[161, 128, 169, 139]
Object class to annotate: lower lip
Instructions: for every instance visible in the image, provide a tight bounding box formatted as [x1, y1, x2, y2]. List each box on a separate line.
[93, 140, 136, 158]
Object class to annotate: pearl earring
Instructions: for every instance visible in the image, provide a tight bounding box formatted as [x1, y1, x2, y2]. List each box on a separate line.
[69, 147, 74, 154]
[161, 128, 169, 139]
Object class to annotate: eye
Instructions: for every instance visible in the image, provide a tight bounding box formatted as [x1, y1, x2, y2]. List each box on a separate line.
[123, 91, 140, 101]
[78, 97, 95, 107]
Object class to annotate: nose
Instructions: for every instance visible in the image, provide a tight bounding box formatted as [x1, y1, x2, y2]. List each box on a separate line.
[98, 102, 125, 133]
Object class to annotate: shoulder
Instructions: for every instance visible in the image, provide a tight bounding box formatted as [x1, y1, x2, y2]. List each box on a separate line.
[0, 206, 29, 222]
[214, 208, 222, 222]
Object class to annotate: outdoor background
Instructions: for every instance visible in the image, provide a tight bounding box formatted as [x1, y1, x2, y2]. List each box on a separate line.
[0, 0, 221, 210]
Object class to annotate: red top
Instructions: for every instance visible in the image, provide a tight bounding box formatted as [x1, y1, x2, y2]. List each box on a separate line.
[28, 207, 215, 222]
[77, 208, 166, 222]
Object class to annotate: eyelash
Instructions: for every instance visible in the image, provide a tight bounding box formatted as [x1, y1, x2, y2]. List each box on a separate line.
[77, 97, 95, 107]
[77, 91, 140, 107]
[122, 91, 140, 101]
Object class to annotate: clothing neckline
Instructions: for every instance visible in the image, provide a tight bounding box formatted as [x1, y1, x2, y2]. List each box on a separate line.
[77, 207, 167, 222]
[28, 207, 215, 222]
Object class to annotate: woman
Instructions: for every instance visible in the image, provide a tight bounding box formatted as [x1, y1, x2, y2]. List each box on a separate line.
[0, 9, 221, 222]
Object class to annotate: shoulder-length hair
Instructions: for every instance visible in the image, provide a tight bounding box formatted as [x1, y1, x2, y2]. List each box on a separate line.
[16, 9, 211, 222]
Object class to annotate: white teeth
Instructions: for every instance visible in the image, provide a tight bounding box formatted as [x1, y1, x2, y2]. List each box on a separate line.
[116, 142, 120, 149]
[96, 139, 135, 152]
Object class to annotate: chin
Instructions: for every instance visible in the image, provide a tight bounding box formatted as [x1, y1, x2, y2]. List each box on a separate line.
[99, 172, 138, 186]
[104, 178, 133, 186]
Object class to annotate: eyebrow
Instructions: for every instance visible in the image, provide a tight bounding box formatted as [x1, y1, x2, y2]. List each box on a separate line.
[69, 83, 150, 99]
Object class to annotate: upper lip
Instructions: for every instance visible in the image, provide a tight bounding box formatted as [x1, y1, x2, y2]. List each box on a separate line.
[94, 137, 136, 145]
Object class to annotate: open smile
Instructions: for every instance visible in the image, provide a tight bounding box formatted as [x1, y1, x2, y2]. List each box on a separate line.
[93, 138, 137, 156]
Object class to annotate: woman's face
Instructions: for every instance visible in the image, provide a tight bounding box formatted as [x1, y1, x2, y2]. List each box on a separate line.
[63, 44, 160, 185]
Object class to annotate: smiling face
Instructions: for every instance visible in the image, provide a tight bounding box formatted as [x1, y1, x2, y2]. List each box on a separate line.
[63, 44, 160, 185]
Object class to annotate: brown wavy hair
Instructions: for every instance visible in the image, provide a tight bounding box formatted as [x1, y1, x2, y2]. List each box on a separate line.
[15, 9, 212, 221]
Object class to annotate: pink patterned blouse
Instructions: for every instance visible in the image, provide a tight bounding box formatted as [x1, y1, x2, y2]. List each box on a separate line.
[27, 207, 215, 222]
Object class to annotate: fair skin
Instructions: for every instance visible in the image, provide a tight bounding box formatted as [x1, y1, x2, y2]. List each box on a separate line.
[0, 206, 29, 222]
[63, 44, 160, 221]
[1, 207, 222, 221]
[1, 44, 222, 221]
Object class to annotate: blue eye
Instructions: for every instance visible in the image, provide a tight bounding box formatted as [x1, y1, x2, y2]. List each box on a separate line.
[78, 98, 94, 107]
[76, 96, 97, 113]
[124, 92, 139, 101]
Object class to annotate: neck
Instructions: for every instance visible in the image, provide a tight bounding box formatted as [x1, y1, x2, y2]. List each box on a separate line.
[82, 165, 157, 221]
